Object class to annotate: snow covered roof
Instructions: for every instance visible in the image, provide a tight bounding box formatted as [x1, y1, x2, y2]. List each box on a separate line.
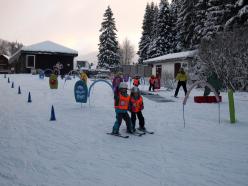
[9, 41, 78, 63]
[21, 41, 78, 55]
[143, 50, 197, 64]
[1, 54, 10, 60]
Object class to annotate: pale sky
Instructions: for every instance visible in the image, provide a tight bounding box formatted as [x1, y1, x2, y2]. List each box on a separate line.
[0, 0, 171, 56]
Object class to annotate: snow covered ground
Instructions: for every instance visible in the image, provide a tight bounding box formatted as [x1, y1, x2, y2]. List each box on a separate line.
[0, 74, 248, 186]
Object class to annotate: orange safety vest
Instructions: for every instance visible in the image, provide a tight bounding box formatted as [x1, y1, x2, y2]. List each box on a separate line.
[133, 79, 139, 86]
[130, 96, 143, 113]
[115, 93, 130, 110]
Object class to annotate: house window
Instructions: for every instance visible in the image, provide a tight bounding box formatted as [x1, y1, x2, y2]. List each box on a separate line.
[26, 55, 35, 68]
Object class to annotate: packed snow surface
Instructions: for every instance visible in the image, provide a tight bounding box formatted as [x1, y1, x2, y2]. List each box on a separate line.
[0, 74, 248, 186]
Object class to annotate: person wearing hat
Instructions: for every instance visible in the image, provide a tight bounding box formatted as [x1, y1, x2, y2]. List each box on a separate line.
[174, 68, 188, 97]
[112, 82, 133, 135]
[129, 87, 146, 132]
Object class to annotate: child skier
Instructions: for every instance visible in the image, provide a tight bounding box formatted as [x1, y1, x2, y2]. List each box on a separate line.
[133, 75, 140, 87]
[112, 82, 133, 135]
[129, 87, 146, 132]
[149, 75, 155, 91]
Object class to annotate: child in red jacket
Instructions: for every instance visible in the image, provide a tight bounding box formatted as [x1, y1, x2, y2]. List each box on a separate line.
[133, 75, 140, 87]
[129, 87, 146, 131]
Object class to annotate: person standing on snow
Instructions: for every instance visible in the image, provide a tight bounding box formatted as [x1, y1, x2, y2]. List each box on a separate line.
[112, 82, 133, 135]
[174, 68, 188, 97]
[149, 75, 155, 91]
[129, 87, 146, 132]
[112, 72, 123, 94]
[133, 75, 140, 87]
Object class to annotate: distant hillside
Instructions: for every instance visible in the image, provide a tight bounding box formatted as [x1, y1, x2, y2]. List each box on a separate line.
[0, 38, 23, 56]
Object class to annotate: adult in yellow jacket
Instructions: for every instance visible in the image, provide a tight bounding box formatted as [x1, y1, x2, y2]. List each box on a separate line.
[174, 68, 188, 97]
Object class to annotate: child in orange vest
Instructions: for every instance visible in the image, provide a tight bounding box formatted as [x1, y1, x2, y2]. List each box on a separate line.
[112, 82, 133, 135]
[129, 87, 146, 131]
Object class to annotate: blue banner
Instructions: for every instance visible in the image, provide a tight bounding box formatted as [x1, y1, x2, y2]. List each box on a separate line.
[74, 80, 88, 103]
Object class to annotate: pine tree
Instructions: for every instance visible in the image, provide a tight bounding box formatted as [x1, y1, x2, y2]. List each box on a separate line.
[177, 0, 197, 50]
[170, 0, 180, 52]
[225, 0, 248, 30]
[147, 3, 159, 58]
[203, 0, 236, 40]
[97, 6, 119, 69]
[138, 3, 154, 63]
[192, 0, 208, 48]
[154, 0, 173, 56]
[152, 4, 159, 40]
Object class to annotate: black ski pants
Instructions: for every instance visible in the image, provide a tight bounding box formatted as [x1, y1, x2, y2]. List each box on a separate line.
[149, 84, 155, 91]
[131, 111, 145, 130]
[174, 81, 187, 97]
[113, 112, 133, 133]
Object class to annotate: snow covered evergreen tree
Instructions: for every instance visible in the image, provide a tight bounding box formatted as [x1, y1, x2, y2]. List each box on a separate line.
[153, 0, 173, 56]
[170, 0, 181, 52]
[138, 3, 155, 63]
[225, 0, 248, 30]
[203, 0, 236, 40]
[192, 0, 208, 48]
[97, 6, 119, 69]
[147, 3, 159, 58]
[152, 4, 159, 39]
[177, 0, 197, 50]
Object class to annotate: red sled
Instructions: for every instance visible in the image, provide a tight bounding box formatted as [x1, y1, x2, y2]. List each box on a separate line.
[194, 96, 222, 103]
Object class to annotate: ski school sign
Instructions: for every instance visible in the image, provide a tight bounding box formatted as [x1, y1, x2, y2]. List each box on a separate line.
[73, 79, 114, 105]
[74, 80, 88, 103]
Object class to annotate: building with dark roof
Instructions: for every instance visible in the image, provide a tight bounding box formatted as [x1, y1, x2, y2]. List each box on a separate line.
[9, 41, 78, 74]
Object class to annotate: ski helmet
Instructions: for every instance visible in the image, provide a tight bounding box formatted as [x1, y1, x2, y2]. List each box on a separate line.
[119, 82, 128, 89]
[131, 86, 139, 93]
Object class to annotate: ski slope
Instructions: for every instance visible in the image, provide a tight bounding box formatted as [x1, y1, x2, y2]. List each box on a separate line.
[0, 74, 248, 186]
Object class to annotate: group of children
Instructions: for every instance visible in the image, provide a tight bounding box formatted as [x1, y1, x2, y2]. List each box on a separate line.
[111, 76, 146, 135]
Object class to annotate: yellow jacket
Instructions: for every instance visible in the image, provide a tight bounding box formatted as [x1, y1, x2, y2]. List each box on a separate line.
[176, 72, 187, 81]
[80, 72, 88, 83]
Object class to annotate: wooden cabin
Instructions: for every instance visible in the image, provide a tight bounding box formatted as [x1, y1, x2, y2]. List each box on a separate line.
[9, 41, 78, 74]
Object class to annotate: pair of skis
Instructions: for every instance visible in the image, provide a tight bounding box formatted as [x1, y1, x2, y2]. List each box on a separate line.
[107, 129, 154, 139]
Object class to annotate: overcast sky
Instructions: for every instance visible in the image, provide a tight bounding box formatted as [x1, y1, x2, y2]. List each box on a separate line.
[0, 0, 171, 56]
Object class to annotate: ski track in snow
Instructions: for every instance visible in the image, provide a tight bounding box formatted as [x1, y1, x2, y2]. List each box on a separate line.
[0, 74, 248, 186]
